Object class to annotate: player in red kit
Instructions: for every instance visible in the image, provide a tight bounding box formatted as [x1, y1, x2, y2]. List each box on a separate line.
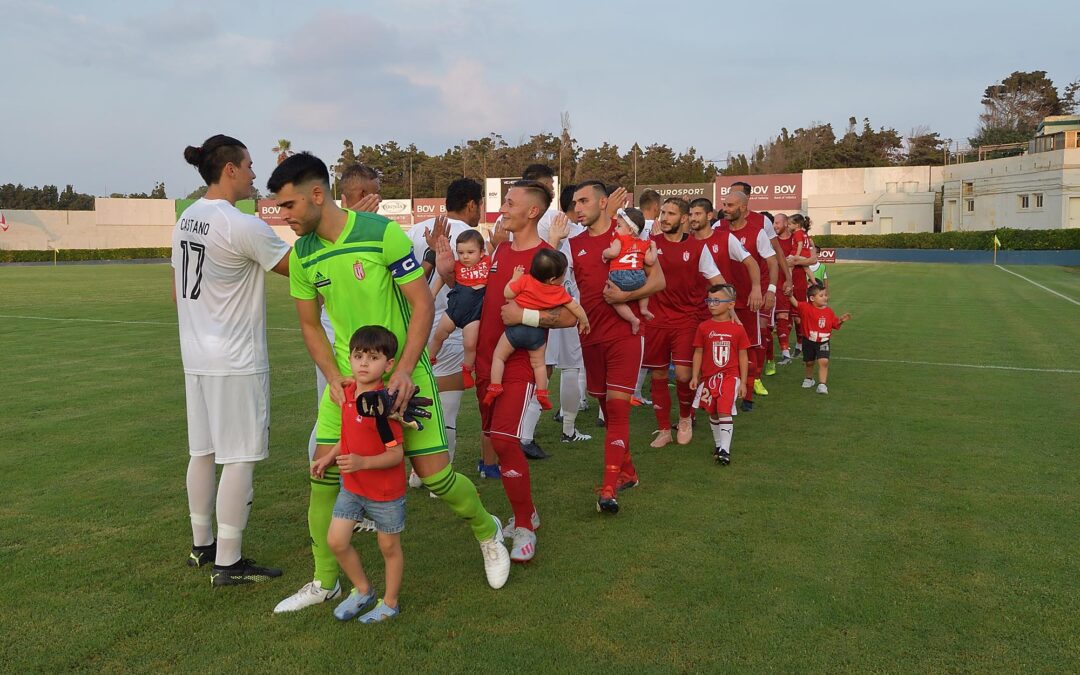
[716, 190, 778, 412]
[641, 197, 724, 448]
[551, 181, 665, 514]
[688, 198, 759, 320]
[437, 180, 579, 563]
[690, 284, 750, 466]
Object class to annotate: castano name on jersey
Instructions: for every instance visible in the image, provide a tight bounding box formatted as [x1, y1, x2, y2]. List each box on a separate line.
[179, 218, 211, 235]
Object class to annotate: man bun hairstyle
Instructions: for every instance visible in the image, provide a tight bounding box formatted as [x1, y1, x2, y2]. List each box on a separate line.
[267, 152, 330, 194]
[529, 248, 567, 283]
[184, 134, 247, 186]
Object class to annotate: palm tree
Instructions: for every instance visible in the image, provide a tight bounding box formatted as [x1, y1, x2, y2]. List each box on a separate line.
[272, 139, 293, 165]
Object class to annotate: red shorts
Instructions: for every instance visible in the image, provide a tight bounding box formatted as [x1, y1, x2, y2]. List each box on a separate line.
[476, 376, 536, 441]
[581, 336, 644, 398]
[792, 269, 810, 303]
[735, 308, 762, 347]
[692, 373, 740, 417]
[774, 289, 791, 313]
[642, 324, 695, 369]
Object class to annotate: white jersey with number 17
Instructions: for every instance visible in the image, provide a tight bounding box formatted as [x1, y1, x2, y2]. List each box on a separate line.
[171, 198, 290, 376]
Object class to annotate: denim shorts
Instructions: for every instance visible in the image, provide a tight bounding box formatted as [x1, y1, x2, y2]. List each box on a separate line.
[333, 489, 406, 534]
[505, 323, 548, 351]
[609, 269, 646, 292]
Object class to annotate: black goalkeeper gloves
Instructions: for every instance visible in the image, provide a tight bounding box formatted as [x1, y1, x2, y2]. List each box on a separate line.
[356, 387, 434, 431]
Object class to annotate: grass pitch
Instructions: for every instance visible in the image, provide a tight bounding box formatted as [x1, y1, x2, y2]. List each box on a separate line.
[1, 262, 1078, 672]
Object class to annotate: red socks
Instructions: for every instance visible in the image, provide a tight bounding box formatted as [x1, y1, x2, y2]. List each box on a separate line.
[675, 380, 693, 419]
[777, 315, 791, 351]
[603, 398, 631, 493]
[535, 388, 552, 410]
[490, 436, 535, 531]
[483, 383, 503, 405]
[650, 377, 671, 430]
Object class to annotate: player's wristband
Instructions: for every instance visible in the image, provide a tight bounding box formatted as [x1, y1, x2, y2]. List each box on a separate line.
[767, 284, 777, 293]
[522, 308, 541, 327]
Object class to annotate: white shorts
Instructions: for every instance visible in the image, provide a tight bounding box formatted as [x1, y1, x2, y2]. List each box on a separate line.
[547, 326, 584, 369]
[432, 340, 465, 378]
[185, 372, 270, 464]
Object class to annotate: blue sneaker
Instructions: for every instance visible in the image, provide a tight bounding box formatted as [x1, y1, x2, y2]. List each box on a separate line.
[333, 586, 377, 621]
[477, 460, 501, 479]
[358, 599, 400, 623]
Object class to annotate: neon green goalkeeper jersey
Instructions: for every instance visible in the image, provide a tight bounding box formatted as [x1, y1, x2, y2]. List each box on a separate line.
[289, 209, 424, 372]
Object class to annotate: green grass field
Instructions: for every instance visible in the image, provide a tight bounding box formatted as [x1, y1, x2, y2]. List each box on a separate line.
[1, 262, 1078, 672]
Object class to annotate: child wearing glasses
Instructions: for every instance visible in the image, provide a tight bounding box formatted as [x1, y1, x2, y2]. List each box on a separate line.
[689, 284, 750, 466]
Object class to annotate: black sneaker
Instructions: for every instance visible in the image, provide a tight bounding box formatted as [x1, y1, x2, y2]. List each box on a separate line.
[520, 441, 549, 460]
[211, 559, 283, 587]
[740, 400, 754, 413]
[716, 450, 730, 466]
[596, 489, 619, 514]
[596, 416, 606, 428]
[553, 410, 563, 423]
[187, 543, 216, 568]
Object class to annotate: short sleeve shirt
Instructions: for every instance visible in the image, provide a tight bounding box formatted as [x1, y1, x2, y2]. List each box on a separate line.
[693, 319, 751, 378]
[455, 256, 491, 287]
[609, 234, 650, 272]
[290, 210, 423, 373]
[340, 383, 406, 500]
[795, 303, 842, 342]
[510, 274, 573, 310]
[172, 198, 290, 375]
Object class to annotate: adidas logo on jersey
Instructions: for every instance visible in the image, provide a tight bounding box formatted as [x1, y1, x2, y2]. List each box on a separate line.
[577, 249, 587, 257]
[313, 271, 331, 288]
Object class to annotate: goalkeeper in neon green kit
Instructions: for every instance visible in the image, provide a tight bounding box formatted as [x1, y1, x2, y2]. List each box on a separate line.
[268, 153, 511, 615]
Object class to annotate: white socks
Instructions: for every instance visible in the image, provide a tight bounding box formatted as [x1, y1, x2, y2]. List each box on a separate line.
[186, 454, 216, 547]
[710, 417, 734, 453]
[560, 367, 582, 435]
[215, 461, 255, 567]
[520, 396, 541, 444]
[439, 388, 463, 463]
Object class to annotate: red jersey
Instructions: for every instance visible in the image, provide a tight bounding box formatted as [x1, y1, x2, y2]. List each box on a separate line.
[510, 274, 572, 310]
[698, 229, 751, 320]
[795, 303, 843, 342]
[340, 383, 405, 501]
[648, 234, 718, 329]
[570, 225, 636, 347]
[455, 255, 491, 287]
[475, 241, 551, 380]
[693, 318, 750, 378]
[792, 230, 810, 259]
[609, 234, 650, 272]
[717, 211, 774, 310]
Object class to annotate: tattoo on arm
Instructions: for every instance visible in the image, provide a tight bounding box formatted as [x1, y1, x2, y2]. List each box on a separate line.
[538, 306, 564, 328]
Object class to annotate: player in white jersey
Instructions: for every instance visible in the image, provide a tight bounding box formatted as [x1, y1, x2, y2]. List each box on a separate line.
[407, 178, 487, 478]
[173, 134, 291, 586]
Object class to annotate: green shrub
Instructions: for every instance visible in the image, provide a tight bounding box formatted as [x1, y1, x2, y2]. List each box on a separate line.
[0, 248, 171, 263]
[814, 228, 1080, 251]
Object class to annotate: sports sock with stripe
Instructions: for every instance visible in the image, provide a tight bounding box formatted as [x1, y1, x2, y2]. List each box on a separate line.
[422, 464, 498, 541]
[439, 389, 463, 463]
[215, 461, 254, 567]
[186, 454, 216, 547]
[491, 436, 535, 531]
[560, 367, 581, 435]
[711, 416, 733, 453]
[603, 398, 631, 492]
[650, 376, 672, 430]
[675, 380, 694, 419]
[309, 465, 340, 589]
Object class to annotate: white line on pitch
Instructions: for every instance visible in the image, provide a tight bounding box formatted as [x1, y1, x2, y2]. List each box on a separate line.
[835, 356, 1079, 374]
[995, 265, 1080, 307]
[0, 314, 301, 331]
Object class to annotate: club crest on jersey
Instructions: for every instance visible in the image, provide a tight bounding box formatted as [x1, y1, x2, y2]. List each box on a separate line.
[353, 261, 366, 281]
[682, 251, 690, 262]
[712, 244, 719, 253]
[818, 318, 826, 328]
[712, 340, 731, 367]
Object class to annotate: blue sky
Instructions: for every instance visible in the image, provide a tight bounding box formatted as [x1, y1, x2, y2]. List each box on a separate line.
[2, 0, 1076, 197]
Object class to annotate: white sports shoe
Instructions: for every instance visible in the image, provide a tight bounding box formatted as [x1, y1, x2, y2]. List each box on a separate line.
[801, 378, 816, 388]
[478, 515, 510, 589]
[510, 528, 537, 563]
[504, 510, 541, 536]
[273, 579, 341, 614]
[816, 383, 829, 394]
[352, 518, 377, 533]
[407, 470, 423, 489]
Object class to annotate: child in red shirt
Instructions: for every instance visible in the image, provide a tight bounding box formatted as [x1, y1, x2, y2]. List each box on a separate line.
[428, 229, 489, 388]
[484, 249, 590, 410]
[601, 207, 657, 334]
[312, 326, 406, 623]
[689, 284, 750, 466]
[789, 285, 851, 395]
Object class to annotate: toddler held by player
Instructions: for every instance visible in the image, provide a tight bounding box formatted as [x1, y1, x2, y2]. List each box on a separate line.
[311, 326, 407, 623]
[483, 249, 590, 410]
[789, 285, 851, 394]
[602, 207, 657, 334]
[690, 284, 750, 466]
[428, 229, 489, 388]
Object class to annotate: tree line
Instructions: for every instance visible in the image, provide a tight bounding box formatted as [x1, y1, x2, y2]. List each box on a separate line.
[4, 70, 1073, 209]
